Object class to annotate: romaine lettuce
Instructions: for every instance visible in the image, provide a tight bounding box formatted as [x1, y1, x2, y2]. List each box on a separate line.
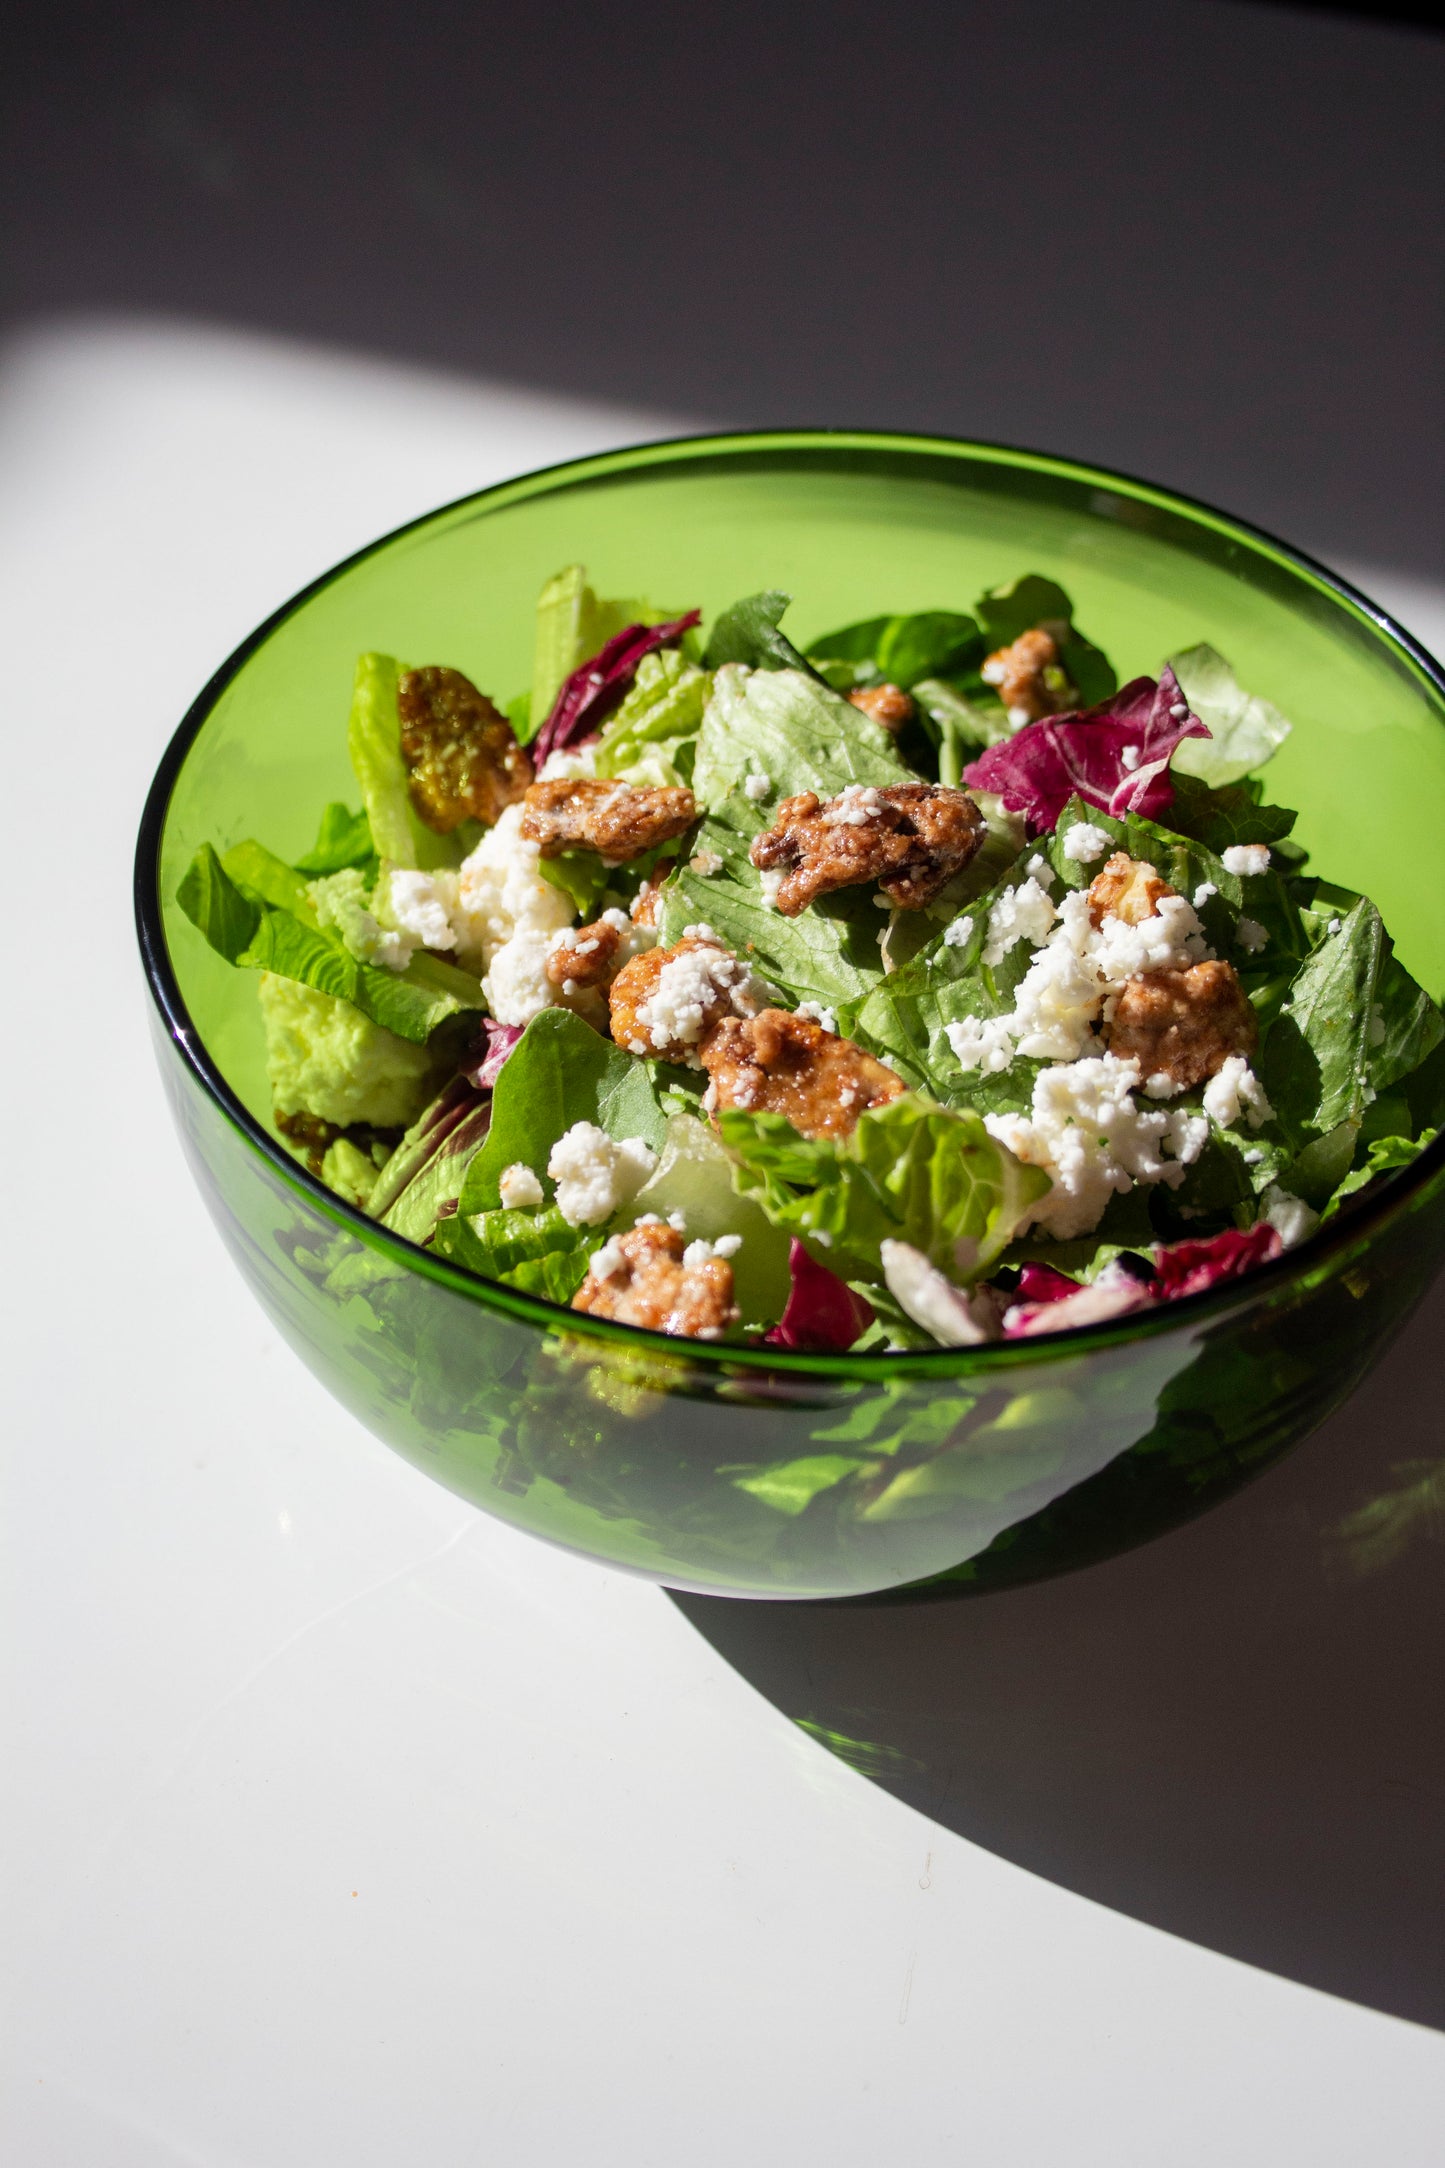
[346, 653, 462, 872]
[1167, 644, 1293, 786]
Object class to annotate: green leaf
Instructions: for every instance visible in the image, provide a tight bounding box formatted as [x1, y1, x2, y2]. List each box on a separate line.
[347, 652, 460, 872]
[1323, 1131, 1436, 1217]
[1165, 773, 1299, 855]
[660, 664, 913, 1016]
[809, 611, 981, 690]
[720, 1094, 1049, 1287]
[537, 850, 612, 917]
[973, 573, 1116, 705]
[433, 1202, 592, 1303]
[528, 565, 669, 737]
[459, 1008, 669, 1214]
[591, 647, 709, 788]
[702, 590, 820, 677]
[176, 845, 487, 1044]
[223, 839, 316, 919]
[1167, 644, 1293, 785]
[293, 802, 375, 877]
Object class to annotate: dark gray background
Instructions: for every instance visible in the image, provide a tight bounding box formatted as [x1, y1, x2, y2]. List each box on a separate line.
[5, 0, 1443, 574]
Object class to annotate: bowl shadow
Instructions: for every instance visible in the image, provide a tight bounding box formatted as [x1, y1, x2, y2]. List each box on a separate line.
[671, 1274, 1445, 2030]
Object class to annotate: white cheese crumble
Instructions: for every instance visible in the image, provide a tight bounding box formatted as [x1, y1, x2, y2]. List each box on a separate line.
[1222, 843, 1272, 876]
[743, 769, 772, 802]
[1121, 744, 1141, 771]
[1202, 1055, 1275, 1131]
[758, 867, 785, 908]
[795, 1001, 839, 1034]
[498, 1162, 545, 1210]
[984, 1053, 1209, 1239]
[587, 1237, 627, 1282]
[1236, 917, 1268, 954]
[943, 913, 976, 951]
[1061, 822, 1112, 864]
[630, 939, 766, 1064]
[820, 783, 885, 827]
[546, 1122, 658, 1227]
[944, 1014, 1016, 1075]
[1327, 917, 1342, 936]
[454, 802, 576, 1023]
[309, 869, 416, 973]
[880, 1240, 994, 1346]
[1262, 1185, 1319, 1250]
[1193, 881, 1218, 908]
[691, 848, 724, 876]
[386, 869, 459, 953]
[1026, 853, 1057, 889]
[983, 877, 1058, 967]
[683, 1234, 743, 1267]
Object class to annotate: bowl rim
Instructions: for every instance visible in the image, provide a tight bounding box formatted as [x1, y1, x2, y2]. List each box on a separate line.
[134, 424, 1445, 1376]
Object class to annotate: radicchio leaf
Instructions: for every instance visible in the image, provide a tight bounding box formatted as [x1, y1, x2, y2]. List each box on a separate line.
[963, 666, 1210, 831]
[764, 1239, 874, 1352]
[1151, 1222, 1281, 1300]
[533, 610, 701, 765]
[1014, 1261, 1086, 1305]
[1003, 1261, 1155, 1337]
[462, 1017, 525, 1090]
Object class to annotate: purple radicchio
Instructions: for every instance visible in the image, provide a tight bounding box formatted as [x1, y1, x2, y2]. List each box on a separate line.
[532, 610, 701, 766]
[764, 1240, 875, 1353]
[1151, 1221, 1282, 1300]
[963, 666, 1210, 831]
[461, 1016, 524, 1090]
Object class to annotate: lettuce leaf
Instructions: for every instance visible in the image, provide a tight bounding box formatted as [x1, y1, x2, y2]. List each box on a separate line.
[293, 802, 375, 877]
[347, 652, 461, 872]
[528, 565, 665, 740]
[720, 1094, 1049, 1288]
[432, 1202, 593, 1303]
[367, 1078, 495, 1242]
[1167, 645, 1292, 786]
[590, 647, 709, 788]
[660, 665, 912, 1016]
[973, 573, 1117, 707]
[808, 610, 980, 689]
[533, 610, 701, 766]
[702, 590, 820, 677]
[177, 843, 487, 1044]
[457, 1007, 669, 1215]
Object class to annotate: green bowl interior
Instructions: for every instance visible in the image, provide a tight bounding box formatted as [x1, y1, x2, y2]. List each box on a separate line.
[158, 431, 1445, 1188]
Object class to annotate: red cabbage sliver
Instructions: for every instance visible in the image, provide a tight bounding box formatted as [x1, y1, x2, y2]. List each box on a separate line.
[532, 610, 701, 765]
[764, 1239, 875, 1352]
[462, 1017, 525, 1090]
[1014, 1261, 1084, 1305]
[963, 666, 1210, 831]
[1152, 1222, 1282, 1300]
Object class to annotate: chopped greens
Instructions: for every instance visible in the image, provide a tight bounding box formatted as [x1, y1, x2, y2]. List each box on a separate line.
[177, 561, 1441, 1364]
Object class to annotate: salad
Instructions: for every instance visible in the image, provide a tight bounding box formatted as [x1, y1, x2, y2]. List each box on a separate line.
[179, 566, 1444, 1354]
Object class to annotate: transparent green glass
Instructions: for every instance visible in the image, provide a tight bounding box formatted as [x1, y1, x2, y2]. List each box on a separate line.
[136, 432, 1445, 1599]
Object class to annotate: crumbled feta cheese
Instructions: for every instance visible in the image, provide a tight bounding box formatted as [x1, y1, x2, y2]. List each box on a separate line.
[944, 1014, 1016, 1075]
[546, 1122, 659, 1227]
[1062, 821, 1112, 864]
[455, 802, 576, 1019]
[634, 939, 765, 1061]
[691, 848, 724, 877]
[1121, 744, 1141, 771]
[309, 869, 416, 972]
[386, 868, 459, 953]
[682, 922, 717, 942]
[682, 1233, 743, 1268]
[984, 1053, 1209, 1240]
[880, 1240, 995, 1346]
[1262, 1185, 1319, 1250]
[1236, 918, 1268, 954]
[498, 1162, 545, 1211]
[983, 877, 1057, 967]
[1193, 881, 1218, 909]
[701, 1081, 718, 1112]
[820, 783, 884, 827]
[1327, 917, 1342, 936]
[743, 769, 772, 802]
[757, 868, 784, 908]
[538, 744, 600, 781]
[1202, 1054, 1275, 1131]
[943, 913, 976, 951]
[1222, 844, 1272, 876]
[1243, 1147, 1264, 1166]
[1026, 854, 1057, 889]
[588, 1237, 627, 1281]
[795, 1001, 839, 1034]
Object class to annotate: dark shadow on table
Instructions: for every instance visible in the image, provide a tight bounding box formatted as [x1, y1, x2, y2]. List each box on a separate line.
[672, 1273, 1445, 2030]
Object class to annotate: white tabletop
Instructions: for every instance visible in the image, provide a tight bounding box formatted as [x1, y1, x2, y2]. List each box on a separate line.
[5, 321, 1445, 2166]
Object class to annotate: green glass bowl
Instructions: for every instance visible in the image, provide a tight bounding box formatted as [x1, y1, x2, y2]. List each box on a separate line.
[135, 431, 1445, 1600]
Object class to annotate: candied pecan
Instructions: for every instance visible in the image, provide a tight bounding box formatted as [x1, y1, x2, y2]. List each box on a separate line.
[1087, 851, 1176, 928]
[630, 858, 676, 929]
[749, 782, 985, 916]
[848, 682, 915, 734]
[609, 936, 764, 1066]
[703, 1008, 906, 1141]
[521, 779, 695, 865]
[1106, 960, 1258, 1090]
[545, 917, 624, 993]
[979, 626, 1074, 724]
[572, 1222, 739, 1340]
[397, 666, 533, 832]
